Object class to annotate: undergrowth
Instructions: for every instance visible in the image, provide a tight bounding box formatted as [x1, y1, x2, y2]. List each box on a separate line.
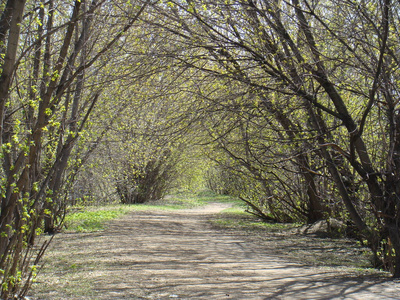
[210, 206, 379, 273]
[212, 205, 295, 232]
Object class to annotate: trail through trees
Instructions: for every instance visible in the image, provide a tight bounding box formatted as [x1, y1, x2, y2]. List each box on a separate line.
[31, 204, 399, 299]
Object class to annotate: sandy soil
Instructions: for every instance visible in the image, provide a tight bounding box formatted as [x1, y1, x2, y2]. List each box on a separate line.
[30, 203, 400, 299]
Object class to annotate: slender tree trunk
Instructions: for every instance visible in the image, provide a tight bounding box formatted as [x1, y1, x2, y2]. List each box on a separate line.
[260, 97, 324, 222]
[384, 107, 400, 277]
[0, 0, 27, 146]
[0, 0, 14, 46]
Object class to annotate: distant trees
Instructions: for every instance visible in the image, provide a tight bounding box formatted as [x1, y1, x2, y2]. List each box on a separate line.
[87, 30, 202, 204]
[107, 100, 186, 204]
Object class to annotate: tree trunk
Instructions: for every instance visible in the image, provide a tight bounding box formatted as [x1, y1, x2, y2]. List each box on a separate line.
[0, 0, 27, 146]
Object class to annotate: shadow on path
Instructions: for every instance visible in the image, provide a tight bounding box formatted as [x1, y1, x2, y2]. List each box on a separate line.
[32, 204, 400, 299]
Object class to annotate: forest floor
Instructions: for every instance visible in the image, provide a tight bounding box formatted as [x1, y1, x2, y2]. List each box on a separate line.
[30, 202, 400, 299]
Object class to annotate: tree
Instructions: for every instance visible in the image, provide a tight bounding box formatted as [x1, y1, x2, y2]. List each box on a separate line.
[0, 0, 148, 297]
[145, 0, 400, 276]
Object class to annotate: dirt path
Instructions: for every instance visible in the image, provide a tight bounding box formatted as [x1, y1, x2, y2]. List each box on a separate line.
[31, 203, 400, 299]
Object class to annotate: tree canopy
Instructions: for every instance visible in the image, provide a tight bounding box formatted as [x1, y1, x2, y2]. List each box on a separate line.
[1, 0, 400, 297]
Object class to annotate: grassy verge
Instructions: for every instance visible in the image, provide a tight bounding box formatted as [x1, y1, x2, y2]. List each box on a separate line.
[64, 190, 239, 232]
[209, 206, 382, 274]
[64, 207, 131, 232]
[64, 204, 184, 233]
[211, 205, 295, 232]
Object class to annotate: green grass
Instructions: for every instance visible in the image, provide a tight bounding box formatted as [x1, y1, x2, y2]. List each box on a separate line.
[167, 189, 240, 206]
[209, 208, 377, 271]
[64, 190, 240, 232]
[216, 219, 295, 231]
[220, 206, 248, 214]
[64, 203, 192, 232]
[64, 207, 129, 232]
[210, 204, 296, 232]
